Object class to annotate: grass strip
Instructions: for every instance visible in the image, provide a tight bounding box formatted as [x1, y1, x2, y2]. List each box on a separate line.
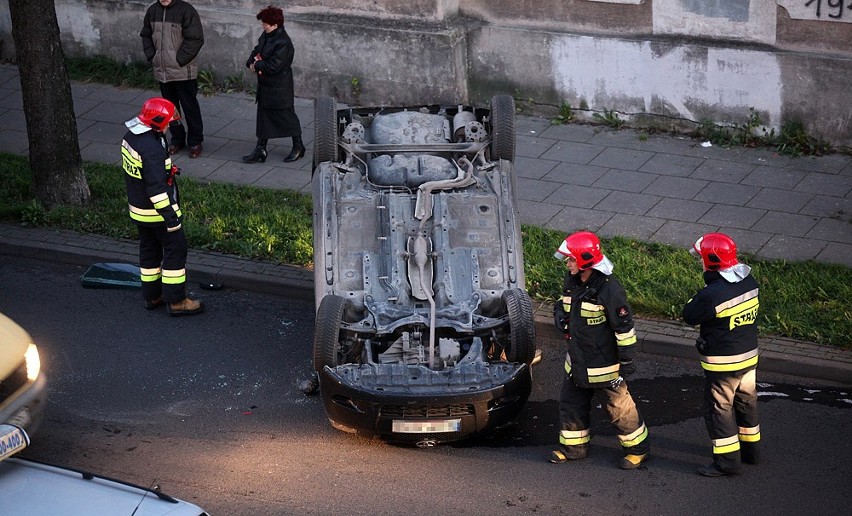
[0, 155, 313, 266]
[66, 56, 159, 90]
[1, 153, 849, 348]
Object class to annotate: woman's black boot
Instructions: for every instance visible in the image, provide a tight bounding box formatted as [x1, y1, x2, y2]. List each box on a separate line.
[283, 136, 305, 162]
[242, 139, 268, 163]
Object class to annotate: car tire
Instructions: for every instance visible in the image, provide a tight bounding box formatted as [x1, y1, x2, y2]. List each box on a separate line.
[503, 288, 536, 364]
[490, 95, 516, 162]
[313, 96, 338, 169]
[313, 294, 347, 373]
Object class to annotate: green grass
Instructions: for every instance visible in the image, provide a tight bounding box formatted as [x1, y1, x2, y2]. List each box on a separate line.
[66, 56, 160, 90]
[0, 154, 313, 265]
[2, 153, 850, 348]
[66, 55, 248, 97]
[523, 226, 852, 348]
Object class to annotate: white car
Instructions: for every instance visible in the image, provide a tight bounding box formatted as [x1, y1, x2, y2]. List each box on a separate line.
[0, 311, 47, 434]
[1, 425, 209, 515]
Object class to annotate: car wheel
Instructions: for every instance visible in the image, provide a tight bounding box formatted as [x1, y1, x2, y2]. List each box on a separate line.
[313, 294, 347, 373]
[313, 96, 338, 169]
[502, 289, 536, 364]
[490, 95, 516, 162]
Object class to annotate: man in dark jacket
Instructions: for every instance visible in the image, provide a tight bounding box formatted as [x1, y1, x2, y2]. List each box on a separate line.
[683, 233, 760, 477]
[122, 97, 203, 316]
[550, 231, 650, 469]
[141, 0, 205, 158]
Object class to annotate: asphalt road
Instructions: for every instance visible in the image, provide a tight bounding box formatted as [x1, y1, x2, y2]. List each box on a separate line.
[1, 254, 849, 515]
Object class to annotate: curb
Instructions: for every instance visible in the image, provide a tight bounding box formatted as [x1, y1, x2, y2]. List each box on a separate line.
[2, 224, 850, 386]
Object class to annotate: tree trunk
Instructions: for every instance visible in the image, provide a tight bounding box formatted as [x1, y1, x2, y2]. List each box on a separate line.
[9, 0, 90, 208]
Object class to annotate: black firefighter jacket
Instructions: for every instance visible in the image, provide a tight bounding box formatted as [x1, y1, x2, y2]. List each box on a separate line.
[121, 130, 182, 230]
[246, 27, 296, 110]
[553, 270, 638, 388]
[141, 0, 204, 83]
[682, 271, 760, 377]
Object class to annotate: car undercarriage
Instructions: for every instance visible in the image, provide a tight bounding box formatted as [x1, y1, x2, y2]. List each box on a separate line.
[311, 96, 538, 444]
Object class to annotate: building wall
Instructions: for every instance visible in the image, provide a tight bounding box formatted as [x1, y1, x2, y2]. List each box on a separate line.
[0, 0, 850, 146]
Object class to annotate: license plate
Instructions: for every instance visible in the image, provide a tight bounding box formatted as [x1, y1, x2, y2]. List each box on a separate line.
[0, 424, 30, 461]
[8, 407, 31, 428]
[392, 419, 461, 433]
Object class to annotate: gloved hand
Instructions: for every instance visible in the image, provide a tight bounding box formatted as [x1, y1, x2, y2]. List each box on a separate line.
[695, 336, 708, 354]
[609, 376, 624, 389]
[167, 165, 180, 186]
[553, 312, 569, 332]
[167, 222, 182, 233]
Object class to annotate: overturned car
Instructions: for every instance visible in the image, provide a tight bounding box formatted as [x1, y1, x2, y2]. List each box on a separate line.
[311, 96, 538, 445]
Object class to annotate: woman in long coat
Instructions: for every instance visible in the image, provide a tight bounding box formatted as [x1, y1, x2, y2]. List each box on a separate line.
[242, 5, 305, 163]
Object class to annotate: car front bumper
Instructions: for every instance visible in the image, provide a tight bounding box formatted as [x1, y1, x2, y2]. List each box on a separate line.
[319, 362, 532, 444]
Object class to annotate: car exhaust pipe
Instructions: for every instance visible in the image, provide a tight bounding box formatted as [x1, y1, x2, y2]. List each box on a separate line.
[416, 439, 437, 448]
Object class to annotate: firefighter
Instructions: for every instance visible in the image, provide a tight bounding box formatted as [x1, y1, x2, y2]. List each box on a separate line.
[683, 233, 760, 477]
[122, 97, 204, 316]
[550, 231, 650, 469]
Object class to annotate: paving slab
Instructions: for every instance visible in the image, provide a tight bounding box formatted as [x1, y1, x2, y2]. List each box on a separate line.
[645, 198, 713, 223]
[639, 152, 704, 177]
[591, 169, 658, 193]
[595, 190, 661, 215]
[694, 182, 760, 205]
[746, 188, 814, 213]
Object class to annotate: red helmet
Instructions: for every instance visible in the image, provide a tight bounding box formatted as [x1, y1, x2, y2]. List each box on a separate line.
[137, 97, 179, 132]
[691, 233, 738, 270]
[555, 231, 603, 270]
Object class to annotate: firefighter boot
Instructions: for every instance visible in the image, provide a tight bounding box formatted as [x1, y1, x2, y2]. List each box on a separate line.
[620, 452, 649, 470]
[741, 442, 760, 465]
[145, 296, 163, 310]
[698, 464, 739, 477]
[549, 446, 588, 464]
[167, 297, 204, 316]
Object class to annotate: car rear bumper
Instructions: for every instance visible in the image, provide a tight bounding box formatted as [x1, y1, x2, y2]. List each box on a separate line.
[319, 363, 532, 444]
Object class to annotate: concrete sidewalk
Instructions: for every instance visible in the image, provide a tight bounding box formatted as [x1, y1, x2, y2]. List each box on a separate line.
[0, 64, 849, 266]
[0, 63, 850, 384]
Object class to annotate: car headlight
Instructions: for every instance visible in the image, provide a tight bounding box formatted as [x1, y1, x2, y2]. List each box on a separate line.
[25, 343, 40, 381]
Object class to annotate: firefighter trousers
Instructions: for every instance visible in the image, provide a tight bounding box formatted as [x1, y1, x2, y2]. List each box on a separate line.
[703, 368, 761, 472]
[138, 225, 188, 304]
[558, 373, 650, 455]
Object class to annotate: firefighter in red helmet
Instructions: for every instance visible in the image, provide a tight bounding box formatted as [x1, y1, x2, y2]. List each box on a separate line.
[550, 231, 650, 469]
[683, 233, 760, 476]
[121, 97, 204, 316]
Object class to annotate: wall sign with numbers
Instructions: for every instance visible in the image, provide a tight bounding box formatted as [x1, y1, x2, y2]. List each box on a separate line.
[777, 0, 852, 22]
